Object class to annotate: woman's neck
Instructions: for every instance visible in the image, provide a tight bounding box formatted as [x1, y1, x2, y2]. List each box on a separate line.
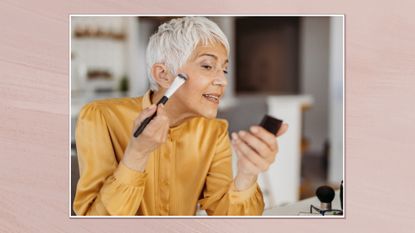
[150, 90, 194, 128]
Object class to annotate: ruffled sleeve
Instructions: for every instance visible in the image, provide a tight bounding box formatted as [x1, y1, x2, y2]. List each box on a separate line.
[198, 120, 265, 215]
[73, 102, 147, 216]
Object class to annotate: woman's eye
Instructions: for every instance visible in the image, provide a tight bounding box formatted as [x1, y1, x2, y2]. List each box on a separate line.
[202, 65, 212, 70]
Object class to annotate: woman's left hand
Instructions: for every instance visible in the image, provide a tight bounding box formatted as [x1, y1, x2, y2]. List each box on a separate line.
[232, 123, 289, 191]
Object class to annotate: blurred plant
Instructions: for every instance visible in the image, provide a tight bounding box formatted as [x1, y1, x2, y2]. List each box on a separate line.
[119, 75, 129, 92]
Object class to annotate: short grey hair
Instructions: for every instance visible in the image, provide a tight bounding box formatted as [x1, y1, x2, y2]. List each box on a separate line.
[146, 16, 230, 91]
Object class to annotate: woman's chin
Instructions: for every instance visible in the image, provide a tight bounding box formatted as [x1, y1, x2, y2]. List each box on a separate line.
[191, 107, 217, 119]
[204, 113, 217, 119]
[186, 103, 218, 119]
[200, 110, 218, 119]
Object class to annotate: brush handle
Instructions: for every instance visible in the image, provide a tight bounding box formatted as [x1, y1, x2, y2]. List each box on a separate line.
[133, 96, 168, 138]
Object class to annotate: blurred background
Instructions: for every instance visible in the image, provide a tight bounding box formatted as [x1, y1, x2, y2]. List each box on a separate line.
[70, 16, 343, 214]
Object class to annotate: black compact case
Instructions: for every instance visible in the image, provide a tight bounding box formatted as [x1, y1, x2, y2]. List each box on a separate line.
[259, 115, 283, 135]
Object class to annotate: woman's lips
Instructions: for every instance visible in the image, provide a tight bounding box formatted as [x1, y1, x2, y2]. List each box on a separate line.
[202, 93, 220, 104]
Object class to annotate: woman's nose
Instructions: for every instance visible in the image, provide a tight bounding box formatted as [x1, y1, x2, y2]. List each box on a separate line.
[213, 72, 228, 87]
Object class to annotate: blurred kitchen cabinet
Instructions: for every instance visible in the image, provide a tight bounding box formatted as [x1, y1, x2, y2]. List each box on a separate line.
[235, 17, 300, 94]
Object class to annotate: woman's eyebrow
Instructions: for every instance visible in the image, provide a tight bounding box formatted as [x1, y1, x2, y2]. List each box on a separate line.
[198, 53, 229, 65]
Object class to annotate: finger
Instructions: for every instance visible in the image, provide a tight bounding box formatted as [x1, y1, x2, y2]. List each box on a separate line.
[232, 133, 270, 171]
[161, 123, 169, 142]
[156, 103, 166, 116]
[145, 104, 169, 138]
[142, 104, 158, 118]
[152, 104, 169, 126]
[234, 144, 261, 175]
[159, 111, 170, 142]
[276, 123, 289, 137]
[142, 119, 168, 144]
[131, 105, 157, 134]
[134, 104, 157, 126]
[249, 126, 278, 151]
[237, 130, 271, 159]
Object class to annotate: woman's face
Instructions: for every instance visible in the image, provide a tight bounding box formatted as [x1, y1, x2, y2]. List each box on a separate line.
[172, 42, 228, 119]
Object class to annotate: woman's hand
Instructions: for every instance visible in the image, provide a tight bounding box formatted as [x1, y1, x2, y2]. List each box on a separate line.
[121, 104, 170, 172]
[232, 123, 289, 191]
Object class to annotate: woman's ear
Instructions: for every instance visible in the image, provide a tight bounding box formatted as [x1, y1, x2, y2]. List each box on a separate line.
[151, 63, 173, 89]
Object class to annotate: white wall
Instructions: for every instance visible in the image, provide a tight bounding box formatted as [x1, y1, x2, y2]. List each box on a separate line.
[328, 16, 344, 183]
[71, 16, 151, 96]
[71, 16, 127, 91]
[128, 17, 151, 97]
[300, 17, 330, 154]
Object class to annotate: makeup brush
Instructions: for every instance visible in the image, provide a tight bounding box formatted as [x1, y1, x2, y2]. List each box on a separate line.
[133, 73, 188, 138]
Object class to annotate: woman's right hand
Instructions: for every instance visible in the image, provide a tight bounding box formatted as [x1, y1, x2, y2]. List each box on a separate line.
[121, 104, 170, 172]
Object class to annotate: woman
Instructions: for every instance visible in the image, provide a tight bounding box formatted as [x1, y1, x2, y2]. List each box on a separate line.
[73, 16, 288, 216]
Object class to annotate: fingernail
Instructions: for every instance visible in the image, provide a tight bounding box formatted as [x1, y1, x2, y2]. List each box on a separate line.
[250, 126, 259, 133]
[231, 132, 238, 140]
[239, 131, 246, 137]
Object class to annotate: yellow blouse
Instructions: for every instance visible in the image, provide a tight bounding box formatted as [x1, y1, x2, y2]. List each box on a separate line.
[73, 91, 264, 216]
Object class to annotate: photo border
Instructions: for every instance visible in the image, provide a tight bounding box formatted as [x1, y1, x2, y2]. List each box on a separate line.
[69, 13, 345, 219]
